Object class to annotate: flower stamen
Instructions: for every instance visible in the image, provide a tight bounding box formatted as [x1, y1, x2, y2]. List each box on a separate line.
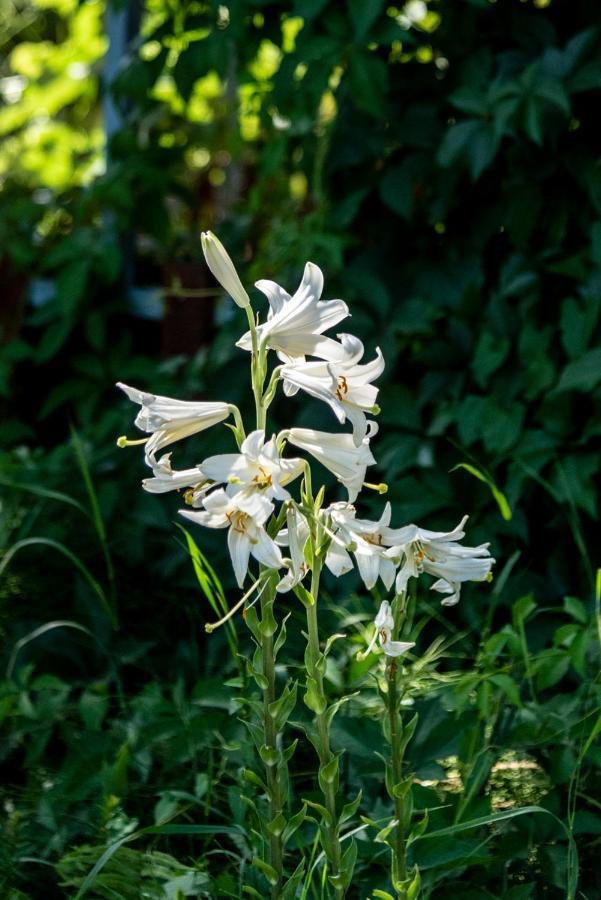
[335, 375, 349, 400]
[363, 482, 388, 494]
[116, 435, 149, 448]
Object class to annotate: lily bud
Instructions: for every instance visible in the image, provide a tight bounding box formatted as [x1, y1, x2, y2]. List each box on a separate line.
[201, 231, 251, 309]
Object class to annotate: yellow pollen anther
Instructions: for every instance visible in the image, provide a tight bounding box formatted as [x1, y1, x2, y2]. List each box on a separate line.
[226, 510, 248, 533]
[335, 374, 349, 400]
[116, 435, 148, 448]
[252, 465, 273, 489]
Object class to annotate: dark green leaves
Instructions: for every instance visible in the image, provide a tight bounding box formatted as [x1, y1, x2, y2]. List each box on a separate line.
[379, 155, 426, 220]
[556, 348, 601, 392]
[438, 119, 499, 180]
[346, 0, 386, 40]
[346, 51, 388, 118]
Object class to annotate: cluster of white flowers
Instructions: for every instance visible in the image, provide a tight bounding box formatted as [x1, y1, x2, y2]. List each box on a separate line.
[118, 234, 494, 656]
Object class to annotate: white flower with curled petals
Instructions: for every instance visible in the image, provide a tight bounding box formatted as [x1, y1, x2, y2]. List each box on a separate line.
[323, 532, 354, 579]
[363, 601, 415, 658]
[280, 334, 384, 445]
[276, 506, 310, 593]
[325, 501, 398, 590]
[285, 424, 378, 502]
[236, 262, 349, 361]
[117, 382, 230, 464]
[430, 578, 462, 607]
[390, 516, 495, 599]
[201, 429, 304, 501]
[180, 488, 283, 587]
[142, 453, 210, 505]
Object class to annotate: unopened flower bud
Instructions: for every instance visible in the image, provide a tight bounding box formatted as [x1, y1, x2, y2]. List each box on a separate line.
[201, 231, 250, 308]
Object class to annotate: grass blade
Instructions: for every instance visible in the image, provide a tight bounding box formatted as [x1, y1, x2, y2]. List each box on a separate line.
[73, 822, 243, 899]
[70, 426, 118, 619]
[412, 804, 578, 899]
[451, 462, 512, 521]
[176, 524, 238, 657]
[6, 619, 94, 678]
[0, 476, 89, 518]
[0, 536, 116, 628]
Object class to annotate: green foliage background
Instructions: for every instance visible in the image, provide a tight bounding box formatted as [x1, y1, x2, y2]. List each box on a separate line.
[0, 0, 600, 897]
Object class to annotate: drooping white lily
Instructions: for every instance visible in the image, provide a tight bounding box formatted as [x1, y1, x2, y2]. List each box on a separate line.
[322, 533, 354, 579]
[180, 488, 283, 587]
[280, 334, 384, 445]
[201, 429, 304, 501]
[285, 423, 378, 502]
[142, 452, 210, 504]
[276, 506, 311, 593]
[117, 382, 230, 463]
[201, 231, 251, 309]
[430, 578, 462, 607]
[363, 600, 415, 658]
[325, 501, 398, 590]
[236, 262, 349, 361]
[391, 516, 495, 599]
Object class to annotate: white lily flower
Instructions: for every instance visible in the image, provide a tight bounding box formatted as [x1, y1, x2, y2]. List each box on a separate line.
[363, 601, 415, 658]
[325, 501, 398, 590]
[286, 423, 378, 502]
[276, 506, 310, 592]
[117, 382, 230, 463]
[142, 452, 210, 505]
[201, 231, 250, 309]
[323, 534, 354, 579]
[236, 262, 349, 360]
[180, 488, 283, 587]
[391, 516, 495, 599]
[280, 334, 384, 445]
[201, 429, 304, 501]
[430, 578, 462, 607]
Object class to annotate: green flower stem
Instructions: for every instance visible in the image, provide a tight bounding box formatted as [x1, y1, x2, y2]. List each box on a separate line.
[384, 592, 413, 898]
[246, 307, 286, 893]
[260, 581, 284, 897]
[305, 558, 344, 898]
[245, 304, 266, 431]
[386, 656, 408, 890]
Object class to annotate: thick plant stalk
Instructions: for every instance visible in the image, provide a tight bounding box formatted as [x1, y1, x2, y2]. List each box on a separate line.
[383, 592, 418, 899]
[386, 656, 408, 889]
[260, 581, 284, 897]
[246, 305, 267, 431]
[246, 316, 290, 895]
[304, 557, 345, 898]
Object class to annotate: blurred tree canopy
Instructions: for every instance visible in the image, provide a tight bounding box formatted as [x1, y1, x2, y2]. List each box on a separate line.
[1, 2, 600, 897]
